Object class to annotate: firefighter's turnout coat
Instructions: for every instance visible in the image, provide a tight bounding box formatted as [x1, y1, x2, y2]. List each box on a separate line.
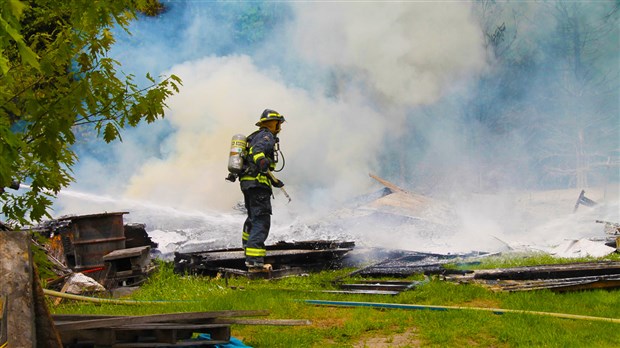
[240, 127, 277, 191]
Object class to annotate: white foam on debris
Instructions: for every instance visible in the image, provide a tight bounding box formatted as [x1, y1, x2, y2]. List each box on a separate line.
[546, 239, 616, 258]
[147, 229, 189, 256]
[142, 187, 618, 259]
[52, 183, 619, 259]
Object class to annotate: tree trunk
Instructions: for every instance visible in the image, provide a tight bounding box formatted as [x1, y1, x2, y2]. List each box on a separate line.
[0, 231, 36, 347]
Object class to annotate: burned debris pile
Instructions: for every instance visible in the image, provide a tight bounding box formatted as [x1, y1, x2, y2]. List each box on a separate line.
[598, 220, 620, 249]
[444, 261, 620, 292]
[348, 249, 477, 278]
[28, 212, 158, 293]
[328, 249, 488, 295]
[174, 240, 355, 279]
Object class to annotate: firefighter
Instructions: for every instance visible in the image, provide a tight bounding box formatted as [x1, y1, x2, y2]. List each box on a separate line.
[240, 109, 286, 271]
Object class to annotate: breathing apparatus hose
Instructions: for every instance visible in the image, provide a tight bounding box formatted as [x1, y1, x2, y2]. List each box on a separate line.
[273, 142, 285, 172]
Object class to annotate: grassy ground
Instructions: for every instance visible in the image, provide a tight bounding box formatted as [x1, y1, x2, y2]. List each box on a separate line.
[51, 253, 620, 347]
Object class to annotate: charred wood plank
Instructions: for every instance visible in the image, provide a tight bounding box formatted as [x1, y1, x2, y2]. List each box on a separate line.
[54, 310, 269, 331]
[484, 275, 620, 292]
[472, 261, 620, 280]
[176, 244, 354, 276]
[210, 318, 311, 326]
[352, 252, 459, 278]
[112, 340, 229, 347]
[340, 283, 412, 291]
[217, 266, 307, 280]
[321, 290, 402, 295]
[369, 173, 406, 193]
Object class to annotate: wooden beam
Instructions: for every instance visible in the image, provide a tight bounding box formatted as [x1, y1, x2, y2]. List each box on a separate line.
[369, 173, 406, 193]
[54, 310, 269, 331]
[210, 318, 312, 326]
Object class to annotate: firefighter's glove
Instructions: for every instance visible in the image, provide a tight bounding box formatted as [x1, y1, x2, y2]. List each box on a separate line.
[225, 173, 237, 182]
[273, 180, 284, 188]
[257, 157, 270, 173]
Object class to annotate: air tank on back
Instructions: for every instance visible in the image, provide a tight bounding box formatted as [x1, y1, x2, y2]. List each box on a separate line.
[227, 133, 247, 175]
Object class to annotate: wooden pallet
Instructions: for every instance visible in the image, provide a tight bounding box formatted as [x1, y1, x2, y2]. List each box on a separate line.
[60, 323, 230, 347]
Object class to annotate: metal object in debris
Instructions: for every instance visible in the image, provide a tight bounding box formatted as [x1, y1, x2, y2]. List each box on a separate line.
[60, 212, 128, 271]
[573, 190, 597, 212]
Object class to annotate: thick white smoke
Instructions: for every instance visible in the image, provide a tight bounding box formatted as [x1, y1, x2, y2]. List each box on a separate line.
[290, 2, 487, 106]
[117, 2, 487, 213]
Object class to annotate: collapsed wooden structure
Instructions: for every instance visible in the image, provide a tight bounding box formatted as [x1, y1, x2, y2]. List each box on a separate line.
[327, 249, 484, 295]
[29, 213, 158, 292]
[174, 240, 355, 279]
[444, 261, 620, 292]
[347, 249, 473, 278]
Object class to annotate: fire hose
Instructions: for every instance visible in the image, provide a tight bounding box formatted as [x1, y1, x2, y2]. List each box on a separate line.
[304, 300, 620, 324]
[42, 289, 190, 305]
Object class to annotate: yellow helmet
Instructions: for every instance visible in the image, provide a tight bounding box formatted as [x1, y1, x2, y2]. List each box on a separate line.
[256, 109, 286, 126]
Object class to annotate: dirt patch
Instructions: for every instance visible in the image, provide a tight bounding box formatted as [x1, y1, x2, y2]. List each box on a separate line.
[354, 327, 420, 348]
[312, 316, 348, 329]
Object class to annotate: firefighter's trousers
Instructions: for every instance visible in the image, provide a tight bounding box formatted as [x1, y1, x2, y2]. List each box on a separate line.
[242, 187, 272, 265]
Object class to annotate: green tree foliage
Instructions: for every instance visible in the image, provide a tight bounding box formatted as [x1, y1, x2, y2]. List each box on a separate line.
[0, 0, 181, 224]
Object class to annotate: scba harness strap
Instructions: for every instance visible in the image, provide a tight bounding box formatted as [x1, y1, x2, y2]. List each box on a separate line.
[240, 130, 277, 187]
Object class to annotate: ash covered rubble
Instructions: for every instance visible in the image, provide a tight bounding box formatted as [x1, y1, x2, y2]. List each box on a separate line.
[168, 174, 472, 278]
[28, 175, 619, 288]
[137, 173, 465, 260]
[127, 176, 620, 280]
[169, 174, 502, 279]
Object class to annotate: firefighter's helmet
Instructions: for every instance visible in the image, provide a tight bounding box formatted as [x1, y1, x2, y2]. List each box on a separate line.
[256, 109, 286, 126]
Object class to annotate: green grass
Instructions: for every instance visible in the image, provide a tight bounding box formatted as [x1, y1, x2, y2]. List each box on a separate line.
[51, 256, 620, 347]
[455, 251, 620, 270]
